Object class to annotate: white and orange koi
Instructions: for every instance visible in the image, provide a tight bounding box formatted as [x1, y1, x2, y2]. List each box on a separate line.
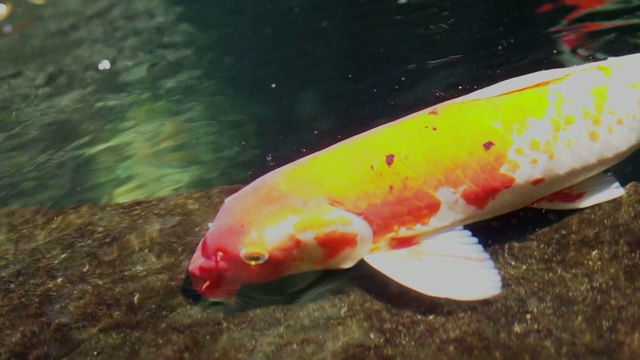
[189, 53, 640, 301]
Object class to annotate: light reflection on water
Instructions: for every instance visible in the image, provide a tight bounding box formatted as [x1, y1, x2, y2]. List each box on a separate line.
[0, 0, 264, 209]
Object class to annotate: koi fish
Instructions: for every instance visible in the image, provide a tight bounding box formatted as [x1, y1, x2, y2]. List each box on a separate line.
[537, 0, 610, 23]
[189, 53, 640, 302]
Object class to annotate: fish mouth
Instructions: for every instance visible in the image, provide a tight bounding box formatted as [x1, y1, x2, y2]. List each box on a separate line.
[189, 271, 239, 302]
[188, 239, 239, 301]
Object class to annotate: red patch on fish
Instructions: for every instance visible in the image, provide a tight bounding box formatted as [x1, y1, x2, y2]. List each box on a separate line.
[386, 154, 395, 167]
[314, 230, 359, 264]
[531, 177, 545, 186]
[483, 141, 496, 151]
[461, 172, 516, 209]
[247, 235, 304, 282]
[500, 79, 560, 97]
[389, 235, 421, 250]
[360, 190, 442, 237]
[541, 188, 586, 203]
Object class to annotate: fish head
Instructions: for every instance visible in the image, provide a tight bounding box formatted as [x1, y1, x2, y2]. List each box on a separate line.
[188, 193, 374, 301]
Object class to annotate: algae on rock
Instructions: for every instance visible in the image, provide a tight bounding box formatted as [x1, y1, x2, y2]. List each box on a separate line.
[1, 183, 640, 358]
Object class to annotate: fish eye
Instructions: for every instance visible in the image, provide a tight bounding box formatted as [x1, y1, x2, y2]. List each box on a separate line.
[240, 249, 269, 265]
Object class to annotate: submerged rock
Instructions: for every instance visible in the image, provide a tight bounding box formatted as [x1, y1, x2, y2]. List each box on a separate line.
[1, 183, 639, 359]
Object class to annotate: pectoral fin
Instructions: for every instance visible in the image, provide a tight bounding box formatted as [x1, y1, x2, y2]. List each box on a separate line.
[364, 228, 502, 301]
[530, 172, 624, 210]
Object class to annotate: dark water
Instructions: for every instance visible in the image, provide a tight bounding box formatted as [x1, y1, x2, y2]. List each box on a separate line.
[0, 0, 639, 209]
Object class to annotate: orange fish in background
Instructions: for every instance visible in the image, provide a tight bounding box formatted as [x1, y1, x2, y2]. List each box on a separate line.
[189, 53, 640, 302]
[537, 0, 640, 62]
[537, 0, 610, 23]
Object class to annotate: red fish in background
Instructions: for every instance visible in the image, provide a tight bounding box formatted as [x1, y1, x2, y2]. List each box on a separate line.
[537, 0, 640, 63]
[537, 0, 609, 22]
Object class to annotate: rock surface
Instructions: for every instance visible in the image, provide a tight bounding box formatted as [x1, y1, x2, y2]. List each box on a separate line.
[1, 183, 640, 359]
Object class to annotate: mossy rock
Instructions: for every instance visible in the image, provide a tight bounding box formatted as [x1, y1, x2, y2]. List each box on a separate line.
[1, 183, 639, 359]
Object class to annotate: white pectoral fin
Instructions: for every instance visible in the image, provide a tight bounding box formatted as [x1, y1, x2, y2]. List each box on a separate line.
[530, 172, 624, 210]
[364, 228, 502, 301]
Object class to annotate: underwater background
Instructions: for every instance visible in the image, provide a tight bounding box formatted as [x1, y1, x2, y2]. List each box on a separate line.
[3, 0, 639, 210]
[1, 0, 640, 358]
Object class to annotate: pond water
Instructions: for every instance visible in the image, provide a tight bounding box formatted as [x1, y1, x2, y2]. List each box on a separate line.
[1, 0, 640, 358]
[1, 0, 637, 209]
